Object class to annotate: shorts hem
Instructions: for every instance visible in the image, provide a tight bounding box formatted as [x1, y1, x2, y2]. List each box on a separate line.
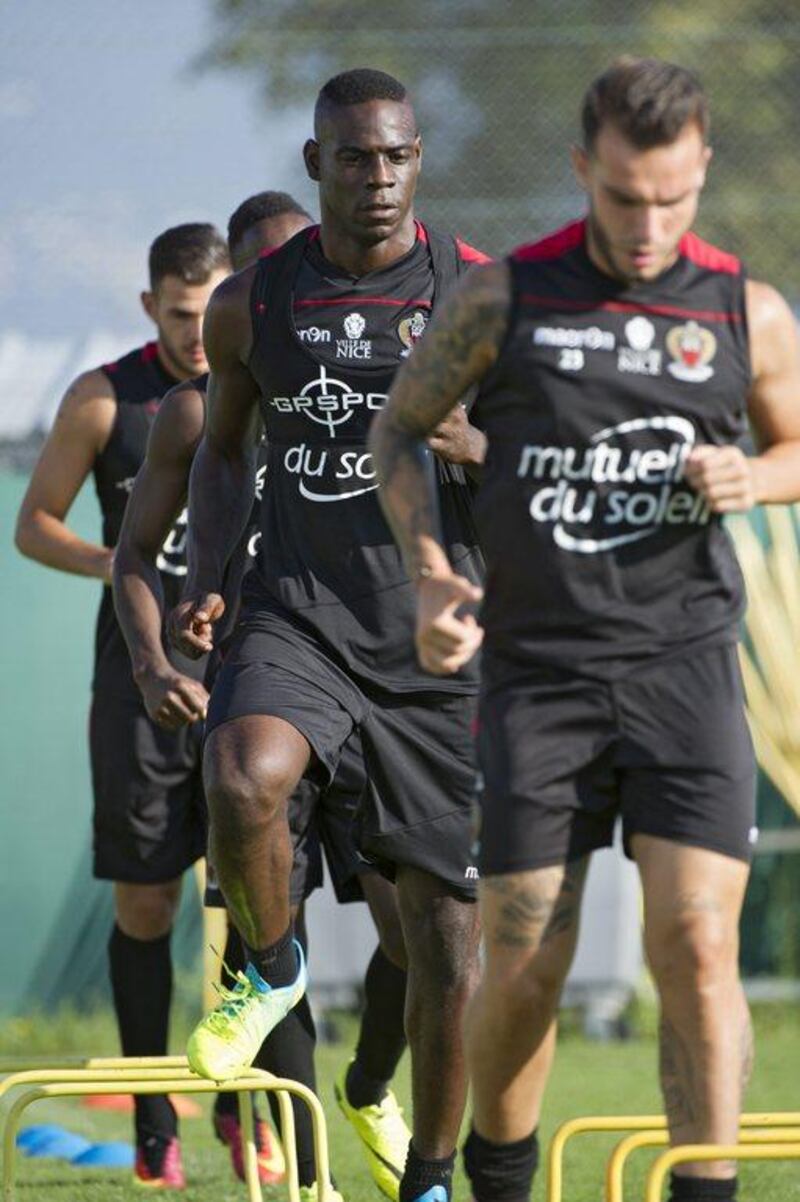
[93, 851, 202, 885]
[623, 826, 754, 864]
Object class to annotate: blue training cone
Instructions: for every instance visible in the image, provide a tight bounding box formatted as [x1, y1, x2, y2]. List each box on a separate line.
[71, 1142, 134, 1168]
[20, 1127, 92, 1159]
[17, 1125, 64, 1149]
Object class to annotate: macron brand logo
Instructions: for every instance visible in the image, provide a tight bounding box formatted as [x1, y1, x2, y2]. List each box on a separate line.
[464, 866, 480, 881]
[517, 415, 710, 554]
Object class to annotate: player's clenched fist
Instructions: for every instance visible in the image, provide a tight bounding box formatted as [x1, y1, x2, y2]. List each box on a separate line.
[136, 667, 209, 730]
[685, 444, 761, 513]
[415, 571, 484, 675]
[168, 592, 226, 658]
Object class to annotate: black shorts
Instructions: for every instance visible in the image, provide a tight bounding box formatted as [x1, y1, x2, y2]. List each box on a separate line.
[206, 609, 480, 899]
[300, 731, 373, 905]
[90, 676, 206, 884]
[477, 643, 757, 875]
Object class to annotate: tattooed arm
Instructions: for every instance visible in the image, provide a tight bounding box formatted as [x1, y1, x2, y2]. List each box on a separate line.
[370, 260, 511, 674]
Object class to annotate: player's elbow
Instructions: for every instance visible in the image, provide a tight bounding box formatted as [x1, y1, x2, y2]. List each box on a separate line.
[14, 507, 39, 560]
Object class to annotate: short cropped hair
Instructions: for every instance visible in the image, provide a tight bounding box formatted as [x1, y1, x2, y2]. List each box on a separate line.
[227, 192, 312, 253]
[148, 223, 230, 289]
[581, 57, 709, 152]
[315, 68, 410, 135]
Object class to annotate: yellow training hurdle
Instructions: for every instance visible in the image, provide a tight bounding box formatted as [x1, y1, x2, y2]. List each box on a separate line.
[546, 1110, 800, 1202]
[0, 1055, 331, 1202]
[606, 1125, 800, 1202]
[645, 1141, 800, 1202]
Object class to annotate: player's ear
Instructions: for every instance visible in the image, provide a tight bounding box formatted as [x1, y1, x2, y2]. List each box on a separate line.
[699, 143, 713, 187]
[304, 139, 321, 182]
[140, 290, 157, 324]
[571, 143, 589, 191]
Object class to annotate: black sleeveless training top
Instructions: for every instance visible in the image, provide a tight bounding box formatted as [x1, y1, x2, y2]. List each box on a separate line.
[471, 219, 751, 684]
[244, 222, 488, 693]
[93, 343, 196, 682]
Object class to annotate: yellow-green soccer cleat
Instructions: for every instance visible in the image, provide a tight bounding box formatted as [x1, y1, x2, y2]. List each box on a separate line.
[334, 1062, 411, 1202]
[298, 1185, 345, 1202]
[187, 942, 306, 1081]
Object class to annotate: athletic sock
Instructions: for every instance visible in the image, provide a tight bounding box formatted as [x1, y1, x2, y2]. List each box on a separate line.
[463, 1126, 539, 1202]
[399, 1144, 455, 1202]
[108, 924, 176, 1142]
[669, 1174, 738, 1201]
[348, 946, 407, 1107]
[244, 923, 297, 989]
[255, 992, 318, 1186]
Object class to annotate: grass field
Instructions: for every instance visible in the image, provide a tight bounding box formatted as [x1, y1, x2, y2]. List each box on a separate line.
[1, 1001, 798, 1201]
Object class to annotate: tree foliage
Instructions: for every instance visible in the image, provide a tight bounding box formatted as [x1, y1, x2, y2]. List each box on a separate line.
[201, 0, 800, 292]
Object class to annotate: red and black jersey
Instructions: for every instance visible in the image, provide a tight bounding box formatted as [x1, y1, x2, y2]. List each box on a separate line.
[245, 222, 488, 693]
[93, 343, 187, 678]
[471, 218, 750, 683]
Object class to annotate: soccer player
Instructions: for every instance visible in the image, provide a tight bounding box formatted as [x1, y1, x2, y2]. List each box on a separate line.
[170, 69, 488, 1202]
[371, 56, 800, 1202]
[114, 190, 411, 1202]
[15, 224, 230, 1188]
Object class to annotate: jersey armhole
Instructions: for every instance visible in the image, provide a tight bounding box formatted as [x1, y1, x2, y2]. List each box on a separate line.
[92, 366, 122, 463]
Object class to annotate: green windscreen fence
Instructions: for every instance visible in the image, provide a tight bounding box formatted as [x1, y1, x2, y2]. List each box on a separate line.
[0, 469, 797, 1015]
[0, 471, 200, 1016]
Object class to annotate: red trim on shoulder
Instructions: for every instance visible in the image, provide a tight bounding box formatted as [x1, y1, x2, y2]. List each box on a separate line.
[513, 219, 586, 263]
[415, 220, 428, 245]
[258, 244, 282, 259]
[679, 231, 740, 275]
[141, 342, 159, 363]
[456, 237, 492, 265]
[307, 225, 321, 243]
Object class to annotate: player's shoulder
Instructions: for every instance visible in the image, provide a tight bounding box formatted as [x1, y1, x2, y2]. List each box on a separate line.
[455, 237, 492, 266]
[149, 375, 207, 459]
[678, 231, 741, 276]
[419, 222, 492, 266]
[511, 219, 586, 264]
[207, 261, 259, 316]
[745, 278, 794, 341]
[50, 366, 118, 446]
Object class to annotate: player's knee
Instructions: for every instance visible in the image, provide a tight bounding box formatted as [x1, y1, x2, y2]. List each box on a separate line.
[204, 744, 294, 837]
[646, 911, 737, 991]
[406, 897, 479, 993]
[115, 881, 180, 940]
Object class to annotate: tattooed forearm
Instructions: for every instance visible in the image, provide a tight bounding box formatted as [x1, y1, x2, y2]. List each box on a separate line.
[659, 1017, 698, 1131]
[371, 261, 510, 574]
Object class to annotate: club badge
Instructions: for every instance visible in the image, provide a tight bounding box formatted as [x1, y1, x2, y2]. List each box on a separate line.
[398, 309, 429, 357]
[666, 320, 717, 382]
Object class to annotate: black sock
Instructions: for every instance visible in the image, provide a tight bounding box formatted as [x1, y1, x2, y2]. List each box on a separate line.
[463, 1127, 539, 1202]
[669, 1174, 738, 1202]
[347, 946, 407, 1107]
[245, 923, 297, 989]
[254, 991, 318, 1186]
[215, 923, 252, 1118]
[399, 1144, 455, 1202]
[108, 925, 176, 1142]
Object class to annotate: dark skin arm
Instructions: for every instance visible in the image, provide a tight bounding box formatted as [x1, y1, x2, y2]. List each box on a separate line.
[370, 260, 511, 674]
[112, 380, 210, 729]
[168, 266, 260, 659]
